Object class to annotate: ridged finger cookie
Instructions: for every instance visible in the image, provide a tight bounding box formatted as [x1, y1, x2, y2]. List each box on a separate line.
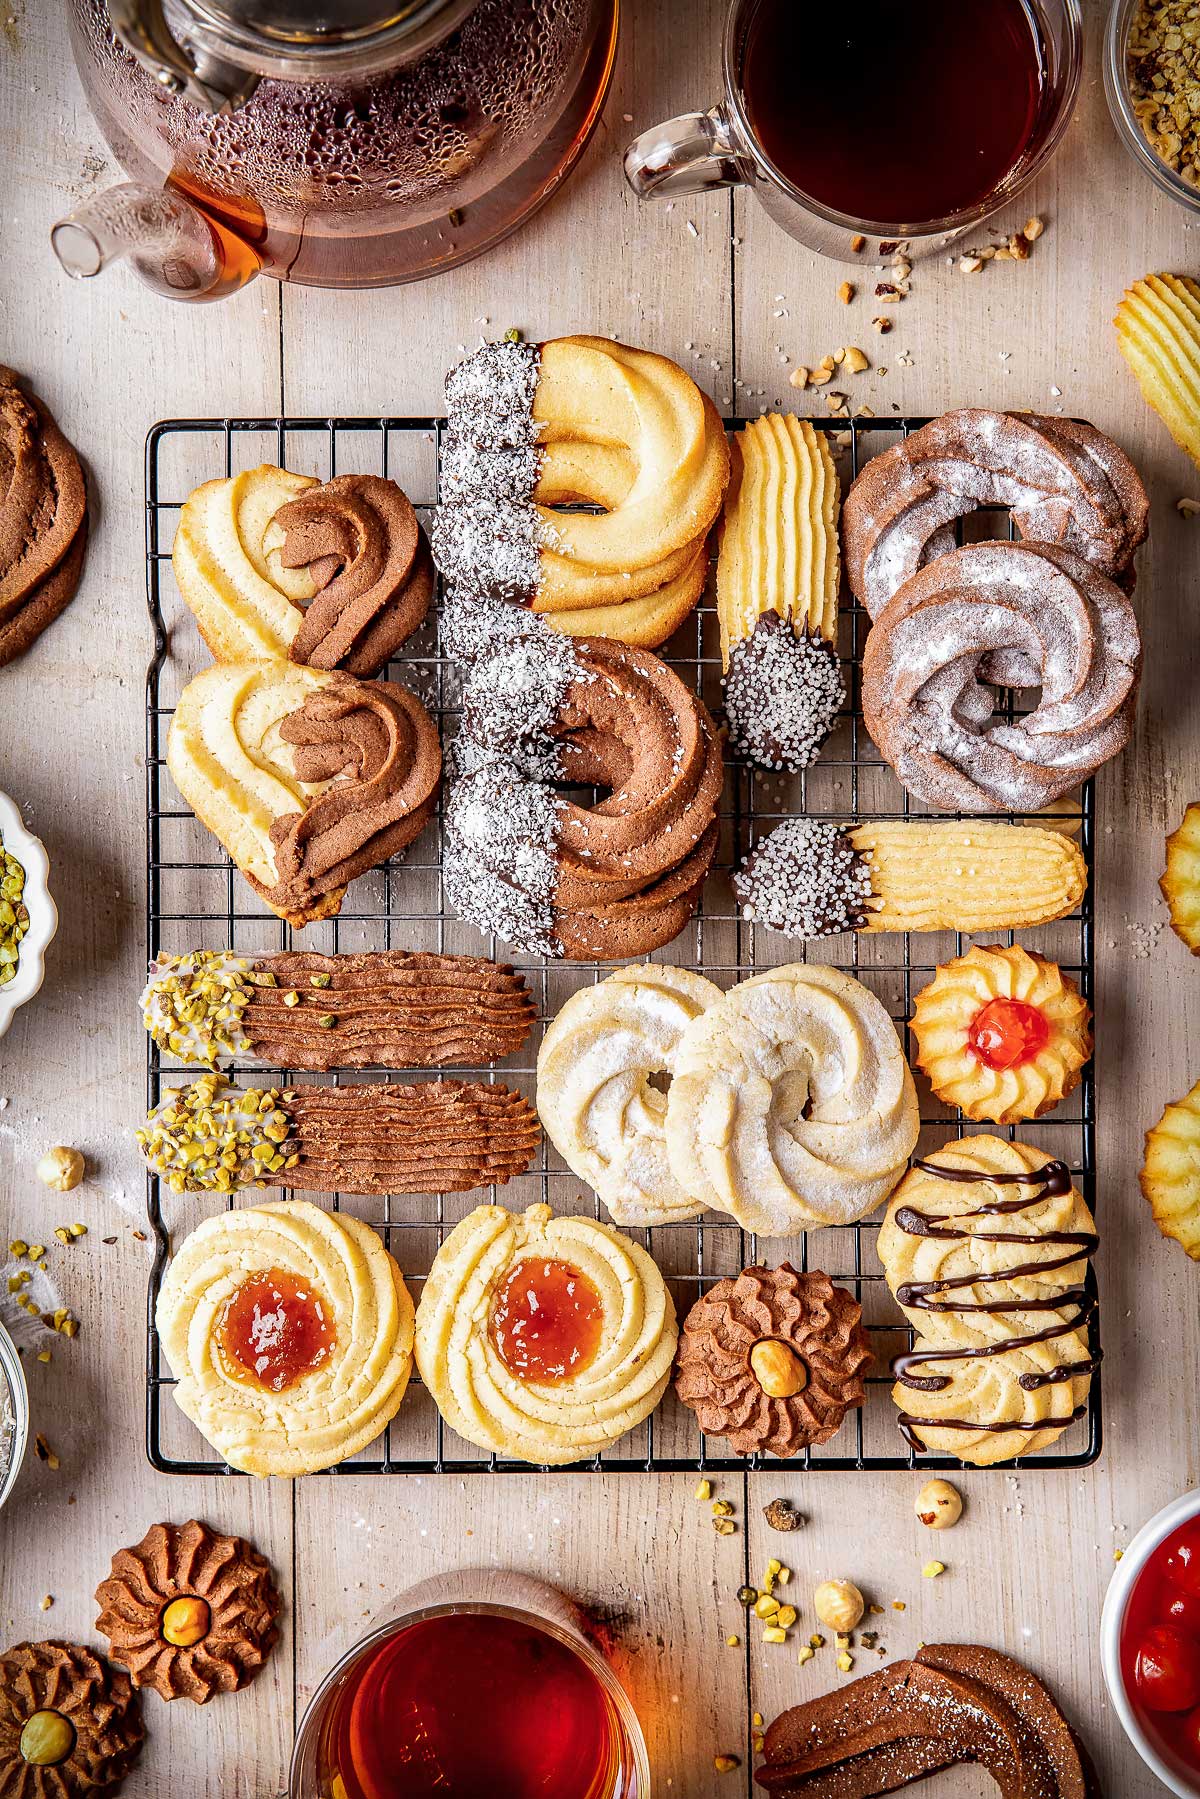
[1162, 801, 1200, 953]
[1115, 273, 1200, 467]
[537, 964, 723, 1225]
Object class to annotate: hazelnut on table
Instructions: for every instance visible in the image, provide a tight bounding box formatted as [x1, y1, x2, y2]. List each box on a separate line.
[915, 1479, 963, 1530]
[813, 1578, 865, 1633]
[36, 1146, 85, 1192]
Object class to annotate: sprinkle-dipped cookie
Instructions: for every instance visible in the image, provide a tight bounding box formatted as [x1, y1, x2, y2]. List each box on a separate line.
[1142, 1077, 1200, 1259]
[910, 944, 1092, 1124]
[717, 414, 845, 771]
[141, 948, 534, 1070]
[155, 1199, 415, 1475]
[414, 1202, 678, 1465]
[733, 817, 1088, 939]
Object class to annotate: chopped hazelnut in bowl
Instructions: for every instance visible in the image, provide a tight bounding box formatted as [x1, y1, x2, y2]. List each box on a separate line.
[1106, 0, 1200, 215]
[0, 790, 57, 1042]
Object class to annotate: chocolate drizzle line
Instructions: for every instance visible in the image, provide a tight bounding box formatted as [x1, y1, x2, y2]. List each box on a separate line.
[890, 1156, 1100, 1448]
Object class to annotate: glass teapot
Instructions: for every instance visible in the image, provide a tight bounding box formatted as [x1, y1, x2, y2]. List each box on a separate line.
[56, 0, 619, 299]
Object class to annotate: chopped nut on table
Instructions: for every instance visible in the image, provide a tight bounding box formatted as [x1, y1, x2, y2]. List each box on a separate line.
[916, 1479, 963, 1529]
[814, 1579, 865, 1633]
[36, 1146, 85, 1192]
[763, 1497, 805, 1532]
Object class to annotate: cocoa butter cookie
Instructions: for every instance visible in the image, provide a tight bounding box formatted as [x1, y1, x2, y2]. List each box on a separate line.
[0, 1640, 144, 1796]
[0, 367, 88, 668]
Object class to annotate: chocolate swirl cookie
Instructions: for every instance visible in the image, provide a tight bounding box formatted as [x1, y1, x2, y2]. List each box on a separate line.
[0, 1640, 144, 1797]
[0, 367, 88, 668]
[675, 1266, 871, 1457]
[95, 1519, 281, 1705]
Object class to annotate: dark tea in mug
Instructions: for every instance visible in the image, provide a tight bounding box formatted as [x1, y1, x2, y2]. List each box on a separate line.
[741, 0, 1046, 226]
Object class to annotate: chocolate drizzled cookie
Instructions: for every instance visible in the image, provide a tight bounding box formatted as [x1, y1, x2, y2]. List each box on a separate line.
[0, 367, 88, 668]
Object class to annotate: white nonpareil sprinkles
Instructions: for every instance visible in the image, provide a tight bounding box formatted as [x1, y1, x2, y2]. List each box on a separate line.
[733, 818, 874, 939]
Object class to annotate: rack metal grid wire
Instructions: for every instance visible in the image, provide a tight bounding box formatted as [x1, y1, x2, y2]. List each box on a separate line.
[143, 412, 1101, 1478]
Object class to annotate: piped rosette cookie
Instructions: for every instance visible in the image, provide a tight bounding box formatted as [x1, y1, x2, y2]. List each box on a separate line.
[716, 414, 846, 770]
[141, 949, 534, 1070]
[861, 541, 1142, 813]
[674, 1265, 871, 1458]
[910, 944, 1092, 1124]
[172, 464, 432, 675]
[414, 1202, 678, 1465]
[155, 1199, 415, 1476]
[0, 365, 89, 668]
[0, 1641, 144, 1797]
[877, 1137, 1099, 1466]
[665, 964, 920, 1235]
[430, 335, 729, 647]
[842, 406, 1148, 618]
[537, 965, 723, 1226]
[166, 662, 441, 928]
[137, 1071, 539, 1196]
[444, 623, 723, 959]
[734, 817, 1087, 940]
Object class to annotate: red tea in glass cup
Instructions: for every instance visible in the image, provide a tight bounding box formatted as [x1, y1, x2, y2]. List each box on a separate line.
[290, 1574, 648, 1799]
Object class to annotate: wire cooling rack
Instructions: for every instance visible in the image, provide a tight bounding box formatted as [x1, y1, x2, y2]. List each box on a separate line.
[142, 413, 1100, 1477]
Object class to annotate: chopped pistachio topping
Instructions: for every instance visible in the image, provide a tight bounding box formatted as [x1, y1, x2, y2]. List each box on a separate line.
[140, 951, 254, 1066]
[0, 837, 29, 989]
[135, 1072, 296, 1193]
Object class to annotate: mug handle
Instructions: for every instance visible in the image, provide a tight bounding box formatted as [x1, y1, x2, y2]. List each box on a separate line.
[623, 104, 747, 200]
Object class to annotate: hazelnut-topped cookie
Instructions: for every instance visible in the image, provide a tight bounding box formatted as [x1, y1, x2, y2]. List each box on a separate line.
[0, 1640, 144, 1797]
[674, 1265, 871, 1458]
[910, 944, 1092, 1124]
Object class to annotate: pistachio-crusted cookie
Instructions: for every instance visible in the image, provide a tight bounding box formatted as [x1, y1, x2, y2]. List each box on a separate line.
[0, 1640, 144, 1797]
[415, 1202, 678, 1465]
[910, 945, 1092, 1124]
[156, 1199, 414, 1475]
[95, 1519, 281, 1704]
[674, 1265, 871, 1457]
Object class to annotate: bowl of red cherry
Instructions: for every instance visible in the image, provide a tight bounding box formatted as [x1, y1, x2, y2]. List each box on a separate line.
[1102, 1491, 1200, 1796]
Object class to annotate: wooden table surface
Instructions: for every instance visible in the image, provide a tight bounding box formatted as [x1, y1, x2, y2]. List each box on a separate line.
[2, 3, 1199, 1794]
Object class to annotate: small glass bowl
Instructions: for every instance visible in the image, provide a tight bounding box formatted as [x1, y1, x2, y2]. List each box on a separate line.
[0, 1319, 30, 1514]
[1105, 0, 1200, 215]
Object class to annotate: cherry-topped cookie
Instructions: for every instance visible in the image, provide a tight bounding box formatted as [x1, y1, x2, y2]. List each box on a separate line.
[909, 944, 1092, 1125]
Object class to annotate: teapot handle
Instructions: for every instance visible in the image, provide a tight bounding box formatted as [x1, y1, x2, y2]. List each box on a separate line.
[108, 0, 260, 112]
[623, 104, 748, 201]
[51, 183, 250, 304]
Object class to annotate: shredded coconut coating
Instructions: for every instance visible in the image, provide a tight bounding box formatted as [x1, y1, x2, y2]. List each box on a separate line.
[443, 763, 563, 957]
[733, 818, 874, 939]
[444, 339, 542, 444]
[722, 613, 845, 771]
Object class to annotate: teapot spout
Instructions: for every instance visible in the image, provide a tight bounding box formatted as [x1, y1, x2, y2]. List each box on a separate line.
[51, 181, 254, 302]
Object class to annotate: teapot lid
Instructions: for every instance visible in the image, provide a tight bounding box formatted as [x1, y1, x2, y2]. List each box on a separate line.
[112, 0, 479, 110]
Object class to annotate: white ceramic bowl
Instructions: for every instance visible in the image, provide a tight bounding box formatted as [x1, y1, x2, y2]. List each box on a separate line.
[0, 1319, 29, 1514]
[0, 789, 57, 1041]
[1101, 1489, 1200, 1797]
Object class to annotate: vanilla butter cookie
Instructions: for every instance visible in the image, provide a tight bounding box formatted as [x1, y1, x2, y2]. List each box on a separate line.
[536, 964, 723, 1225]
[414, 1202, 678, 1465]
[156, 1198, 414, 1476]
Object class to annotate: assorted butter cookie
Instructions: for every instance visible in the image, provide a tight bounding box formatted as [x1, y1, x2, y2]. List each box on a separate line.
[1115, 273, 1200, 469]
[716, 414, 845, 771]
[0, 365, 89, 669]
[1161, 800, 1200, 953]
[0, 1639, 144, 1796]
[674, 1265, 871, 1458]
[1142, 1077, 1200, 1259]
[141, 948, 534, 1070]
[878, 1137, 1098, 1466]
[155, 1198, 415, 1475]
[166, 661, 441, 928]
[430, 335, 729, 646]
[173, 464, 432, 674]
[910, 944, 1092, 1124]
[734, 817, 1087, 939]
[537, 964, 723, 1226]
[414, 1202, 678, 1465]
[95, 1519, 280, 1705]
[137, 1071, 538, 1196]
[665, 963, 919, 1234]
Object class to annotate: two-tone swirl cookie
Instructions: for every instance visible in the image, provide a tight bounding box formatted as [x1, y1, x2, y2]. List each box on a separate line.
[172, 465, 432, 675]
[137, 1072, 539, 1197]
[733, 817, 1087, 939]
[166, 662, 441, 928]
[141, 949, 534, 1070]
[877, 1137, 1099, 1466]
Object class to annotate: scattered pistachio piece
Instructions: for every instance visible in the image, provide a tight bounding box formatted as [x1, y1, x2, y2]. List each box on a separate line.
[922, 1561, 946, 1580]
[714, 1755, 739, 1775]
[695, 1477, 712, 1501]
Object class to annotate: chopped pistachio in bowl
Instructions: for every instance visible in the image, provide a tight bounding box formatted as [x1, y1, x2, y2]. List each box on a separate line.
[0, 790, 57, 1041]
[0, 1319, 30, 1513]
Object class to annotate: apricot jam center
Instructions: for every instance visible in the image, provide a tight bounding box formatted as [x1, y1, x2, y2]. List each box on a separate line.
[216, 1266, 334, 1392]
[966, 997, 1050, 1071]
[489, 1258, 604, 1384]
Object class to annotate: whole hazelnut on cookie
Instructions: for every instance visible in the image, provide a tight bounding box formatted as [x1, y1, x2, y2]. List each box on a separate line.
[916, 1479, 963, 1530]
[36, 1145, 85, 1192]
[814, 1579, 865, 1633]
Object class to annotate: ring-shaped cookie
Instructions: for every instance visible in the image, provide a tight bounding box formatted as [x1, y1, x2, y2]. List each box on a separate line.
[414, 1202, 678, 1465]
[665, 963, 920, 1234]
[156, 1199, 414, 1476]
[537, 965, 724, 1225]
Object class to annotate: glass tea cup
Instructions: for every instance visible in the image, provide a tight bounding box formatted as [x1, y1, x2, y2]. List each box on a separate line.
[625, 0, 1083, 262]
[289, 1570, 650, 1799]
